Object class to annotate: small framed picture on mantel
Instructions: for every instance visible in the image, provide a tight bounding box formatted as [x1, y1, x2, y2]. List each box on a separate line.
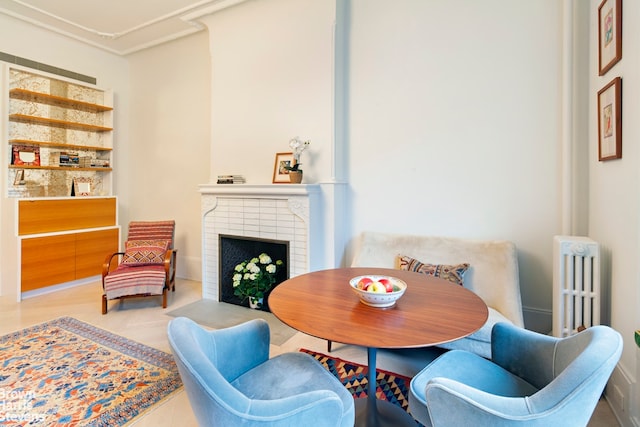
[597, 76, 622, 161]
[272, 152, 293, 183]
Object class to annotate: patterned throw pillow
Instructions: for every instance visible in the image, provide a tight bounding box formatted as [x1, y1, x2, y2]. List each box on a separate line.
[397, 255, 470, 286]
[122, 240, 170, 266]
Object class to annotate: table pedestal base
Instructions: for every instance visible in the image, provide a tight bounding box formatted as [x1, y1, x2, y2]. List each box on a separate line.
[354, 398, 416, 427]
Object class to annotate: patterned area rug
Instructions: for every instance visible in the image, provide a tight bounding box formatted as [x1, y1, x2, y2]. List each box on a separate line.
[300, 349, 414, 414]
[0, 317, 182, 426]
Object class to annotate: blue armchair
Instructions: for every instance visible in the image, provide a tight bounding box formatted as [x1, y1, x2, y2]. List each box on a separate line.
[167, 317, 355, 427]
[409, 322, 622, 427]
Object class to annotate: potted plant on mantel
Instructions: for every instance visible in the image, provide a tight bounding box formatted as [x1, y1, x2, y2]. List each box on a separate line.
[285, 137, 310, 184]
[285, 162, 304, 184]
[232, 253, 283, 309]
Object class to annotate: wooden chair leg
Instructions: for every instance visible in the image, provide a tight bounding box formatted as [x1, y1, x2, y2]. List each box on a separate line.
[162, 288, 168, 308]
[102, 294, 107, 314]
[327, 340, 332, 352]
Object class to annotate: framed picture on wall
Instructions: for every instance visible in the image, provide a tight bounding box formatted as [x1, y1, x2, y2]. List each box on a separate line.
[272, 152, 293, 183]
[598, 0, 622, 76]
[597, 76, 622, 161]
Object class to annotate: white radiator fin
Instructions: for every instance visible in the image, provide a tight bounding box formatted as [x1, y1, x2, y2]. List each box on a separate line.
[552, 236, 600, 337]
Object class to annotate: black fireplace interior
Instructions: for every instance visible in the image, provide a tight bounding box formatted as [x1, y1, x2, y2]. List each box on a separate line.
[219, 234, 289, 312]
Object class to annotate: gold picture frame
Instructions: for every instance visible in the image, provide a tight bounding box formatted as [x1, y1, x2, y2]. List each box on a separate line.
[272, 152, 293, 183]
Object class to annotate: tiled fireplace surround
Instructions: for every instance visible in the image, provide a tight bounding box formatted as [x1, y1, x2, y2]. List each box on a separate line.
[200, 184, 322, 301]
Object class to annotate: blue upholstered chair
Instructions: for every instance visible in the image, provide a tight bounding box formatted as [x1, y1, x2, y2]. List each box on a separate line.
[167, 317, 355, 427]
[409, 322, 622, 427]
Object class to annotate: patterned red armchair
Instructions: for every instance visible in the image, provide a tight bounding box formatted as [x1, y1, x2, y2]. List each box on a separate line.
[101, 220, 177, 314]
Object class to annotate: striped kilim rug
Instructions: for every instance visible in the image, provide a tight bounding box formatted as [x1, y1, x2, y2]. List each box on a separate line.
[0, 317, 182, 426]
[300, 348, 413, 414]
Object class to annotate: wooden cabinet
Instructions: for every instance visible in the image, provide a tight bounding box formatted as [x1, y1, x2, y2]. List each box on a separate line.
[18, 197, 119, 294]
[75, 229, 119, 279]
[7, 67, 113, 198]
[21, 234, 76, 291]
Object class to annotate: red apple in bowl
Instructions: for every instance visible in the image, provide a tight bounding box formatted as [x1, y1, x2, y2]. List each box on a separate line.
[357, 277, 373, 290]
[378, 278, 394, 293]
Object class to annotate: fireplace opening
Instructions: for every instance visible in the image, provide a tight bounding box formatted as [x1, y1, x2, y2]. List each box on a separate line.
[219, 234, 289, 312]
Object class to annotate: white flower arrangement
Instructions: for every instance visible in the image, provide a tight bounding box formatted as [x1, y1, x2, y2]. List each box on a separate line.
[287, 137, 311, 171]
[232, 253, 283, 306]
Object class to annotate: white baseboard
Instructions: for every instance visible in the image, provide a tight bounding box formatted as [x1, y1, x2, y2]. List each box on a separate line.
[20, 276, 99, 301]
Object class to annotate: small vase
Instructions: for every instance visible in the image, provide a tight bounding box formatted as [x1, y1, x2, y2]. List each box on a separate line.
[289, 171, 303, 184]
[249, 297, 263, 309]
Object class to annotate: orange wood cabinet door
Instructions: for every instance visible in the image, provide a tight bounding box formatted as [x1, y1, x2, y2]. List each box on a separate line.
[21, 228, 119, 292]
[18, 198, 117, 235]
[21, 234, 76, 291]
[75, 228, 119, 279]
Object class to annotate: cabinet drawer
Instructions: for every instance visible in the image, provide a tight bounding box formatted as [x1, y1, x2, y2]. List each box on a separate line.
[18, 198, 116, 235]
[76, 228, 119, 279]
[21, 227, 120, 292]
[21, 234, 76, 291]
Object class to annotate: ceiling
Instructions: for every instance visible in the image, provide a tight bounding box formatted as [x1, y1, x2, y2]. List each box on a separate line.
[0, 0, 246, 56]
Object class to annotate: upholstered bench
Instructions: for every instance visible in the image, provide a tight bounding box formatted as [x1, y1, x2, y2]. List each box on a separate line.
[346, 231, 524, 358]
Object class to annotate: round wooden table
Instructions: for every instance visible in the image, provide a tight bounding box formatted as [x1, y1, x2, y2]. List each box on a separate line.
[268, 267, 488, 427]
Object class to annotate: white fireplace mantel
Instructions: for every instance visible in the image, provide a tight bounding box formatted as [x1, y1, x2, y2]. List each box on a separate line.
[199, 183, 322, 301]
[199, 183, 321, 198]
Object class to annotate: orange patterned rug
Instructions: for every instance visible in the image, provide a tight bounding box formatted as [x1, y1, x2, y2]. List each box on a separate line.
[0, 317, 182, 426]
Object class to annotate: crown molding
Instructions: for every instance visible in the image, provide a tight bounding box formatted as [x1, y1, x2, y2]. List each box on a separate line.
[0, 0, 250, 56]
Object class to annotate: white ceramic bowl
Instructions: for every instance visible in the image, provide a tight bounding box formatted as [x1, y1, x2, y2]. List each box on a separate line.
[349, 275, 407, 308]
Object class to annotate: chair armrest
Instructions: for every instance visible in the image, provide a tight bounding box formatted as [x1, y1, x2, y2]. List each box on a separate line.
[102, 252, 124, 279]
[163, 248, 177, 283]
[425, 378, 533, 426]
[491, 322, 559, 388]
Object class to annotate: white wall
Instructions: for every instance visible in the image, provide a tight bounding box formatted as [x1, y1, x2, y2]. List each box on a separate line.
[346, 0, 563, 332]
[588, 0, 640, 424]
[126, 32, 211, 281]
[202, 0, 336, 184]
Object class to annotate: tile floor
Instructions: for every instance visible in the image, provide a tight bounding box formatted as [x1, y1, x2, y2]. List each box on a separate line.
[0, 279, 619, 426]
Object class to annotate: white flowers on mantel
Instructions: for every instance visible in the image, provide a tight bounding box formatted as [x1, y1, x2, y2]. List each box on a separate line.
[289, 137, 310, 164]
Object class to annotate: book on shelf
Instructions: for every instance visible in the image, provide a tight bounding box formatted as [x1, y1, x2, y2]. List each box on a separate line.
[217, 175, 246, 184]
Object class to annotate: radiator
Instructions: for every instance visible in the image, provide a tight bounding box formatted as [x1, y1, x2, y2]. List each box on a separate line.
[552, 236, 601, 337]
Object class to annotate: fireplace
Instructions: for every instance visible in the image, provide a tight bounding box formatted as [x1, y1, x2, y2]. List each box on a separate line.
[199, 184, 323, 301]
[218, 234, 289, 311]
